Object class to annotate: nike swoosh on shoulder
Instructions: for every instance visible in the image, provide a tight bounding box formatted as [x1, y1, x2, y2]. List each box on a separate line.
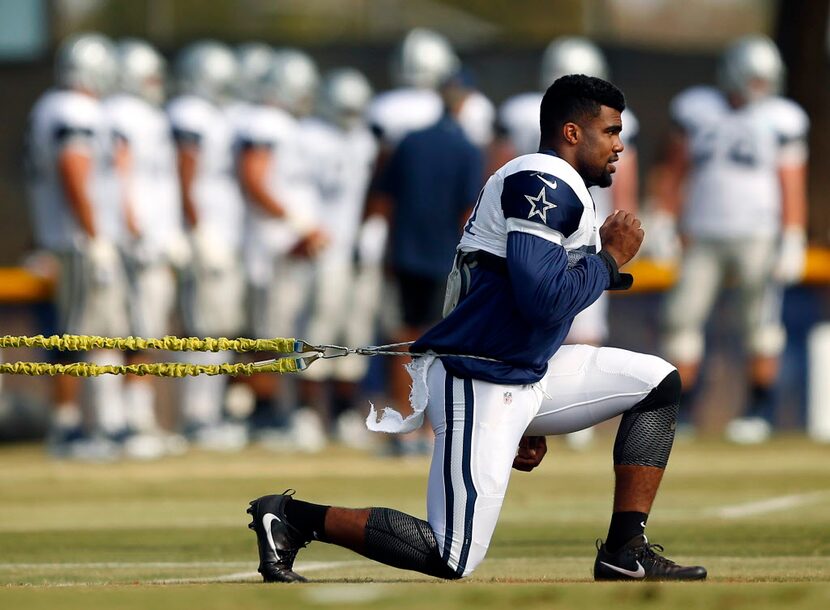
[537, 175, 558, 190]
[263, 513, 282, 559]
[599, 560, 646, 578]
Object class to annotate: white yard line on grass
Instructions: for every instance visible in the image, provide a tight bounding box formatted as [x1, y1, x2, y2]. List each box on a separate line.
[0, 561, 252, 570]
[0, 559, 368, 586]
[153, 560, 368, 584]
[706, 490, 830, 519]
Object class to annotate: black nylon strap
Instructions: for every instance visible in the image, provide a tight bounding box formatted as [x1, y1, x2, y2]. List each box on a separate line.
[461, 250, 507, 275]
[597, 250, 634, 291]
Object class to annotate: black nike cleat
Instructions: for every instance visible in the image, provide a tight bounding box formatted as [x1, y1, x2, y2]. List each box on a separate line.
[594, 535, 707, 581]
[247, 490, 310, 583]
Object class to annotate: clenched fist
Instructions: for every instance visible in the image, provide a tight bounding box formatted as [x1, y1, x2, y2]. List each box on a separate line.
[512, 436, 548, 472]
[599, 210, 644, 268]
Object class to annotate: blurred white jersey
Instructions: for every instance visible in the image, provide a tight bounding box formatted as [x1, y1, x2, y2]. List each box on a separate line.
[225, 100, 253, 135]
[104, 93, 181, 260]
[301, 117, 379, 261]
[237, 104, 319, 259]
[498, 92, 639, 220]
[166, 94, 244, 249]
[367, 87, 440, 147]
[671, 86, 809, 239]
[25, 88, 122, 251]
[367, 87, 494, 148]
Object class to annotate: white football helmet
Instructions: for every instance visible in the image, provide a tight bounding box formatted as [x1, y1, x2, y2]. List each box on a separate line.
[261, 48, 319, 116]
[539, 36, 609, 90]
[117, 38, 166, 105]
[318, 68, 373, 130]
[174, 40, 237, 104]
[391, 28, 460, 89]
[234, 42, 274, 102]
[55, 32, 117, 97]
[717, 35, 784, 103]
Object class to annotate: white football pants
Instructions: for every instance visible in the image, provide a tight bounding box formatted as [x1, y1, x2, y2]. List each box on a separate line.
[424, 345, 675, 576]
[662, 236, 784, 363]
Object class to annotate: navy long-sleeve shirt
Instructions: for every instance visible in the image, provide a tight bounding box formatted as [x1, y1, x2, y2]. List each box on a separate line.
[412, 150, 611, 384]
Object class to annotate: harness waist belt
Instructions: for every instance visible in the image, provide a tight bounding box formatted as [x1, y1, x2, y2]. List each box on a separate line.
[463, 250, 507, 275]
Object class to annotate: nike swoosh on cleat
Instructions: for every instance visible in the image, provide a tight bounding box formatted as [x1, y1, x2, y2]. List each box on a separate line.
[600, 560, 646, 578]
[263, 513, 282, 559]
[537, 175, 558, 190]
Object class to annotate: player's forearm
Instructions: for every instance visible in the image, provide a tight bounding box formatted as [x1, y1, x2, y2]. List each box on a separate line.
[239, 149, 286, 218]
[779, 163, 807, 229]
[611, 149, 638, 214]
[177, 147, 199, 226]
[115, 140, 140, 237]
[506, 232, 607, 329]
[363, 191, 392, 222]
[653, 131, 689, 217]
[246, 183, 286, 218]
[58, 149, 97, 237]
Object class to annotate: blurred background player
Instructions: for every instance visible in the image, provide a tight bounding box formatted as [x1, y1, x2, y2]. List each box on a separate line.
[368, 28, 495, 153]
[293, 68, 379, 449]
[167, 41, 248, 450]
[365, 29, 493, 455]
[375, 69, 485, 455]
[497, 36, 640, 448]
[24, 33, 130, 459]
[237, 48, 328, 451]
[226, 42, 275, 142]
[104, 38, 187, 458]
[654, 35, 809, 443]
[220, 41, 276, 425]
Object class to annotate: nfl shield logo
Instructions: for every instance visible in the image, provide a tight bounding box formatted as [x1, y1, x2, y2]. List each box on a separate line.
[503, 391, 512, 405]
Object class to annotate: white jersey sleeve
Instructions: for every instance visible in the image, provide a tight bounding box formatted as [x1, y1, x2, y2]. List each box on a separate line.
[669, 86, 729, 133]
[237, 104, 295, 149]
[167, 96, 214, 144]
[755, 96, 810, 166]
[460, 152, 597, 256]
[365, 88, 442, 147]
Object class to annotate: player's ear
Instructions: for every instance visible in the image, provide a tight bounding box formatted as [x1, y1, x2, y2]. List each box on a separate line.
[563, 122, 579, 145]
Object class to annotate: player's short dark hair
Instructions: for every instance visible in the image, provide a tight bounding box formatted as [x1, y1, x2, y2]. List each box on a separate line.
[540, 74, 625, 141]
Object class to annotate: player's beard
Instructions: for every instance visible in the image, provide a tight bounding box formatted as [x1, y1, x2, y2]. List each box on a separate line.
[585, 166, 613, 188]
[595, 169, 613, 188]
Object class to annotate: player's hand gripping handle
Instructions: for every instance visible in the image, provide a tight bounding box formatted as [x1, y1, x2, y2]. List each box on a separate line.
[597, 210, 644, 291]
[512, 436, 547, 472]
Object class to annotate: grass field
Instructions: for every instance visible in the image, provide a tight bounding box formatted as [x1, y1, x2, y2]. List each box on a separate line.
[1, 435, 829, 609]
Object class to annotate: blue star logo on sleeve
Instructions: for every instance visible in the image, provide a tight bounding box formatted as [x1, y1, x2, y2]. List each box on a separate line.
[525, 186, 557, 223]
[501, 170, 582, 237]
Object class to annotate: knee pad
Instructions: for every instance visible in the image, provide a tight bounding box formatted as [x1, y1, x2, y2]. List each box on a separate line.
[613, 370, 680, 469]
[364, 508, 460, 580]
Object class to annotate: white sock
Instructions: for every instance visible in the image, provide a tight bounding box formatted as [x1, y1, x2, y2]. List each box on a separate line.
[180, 350, 229, 427]
[53, 403, 82, 430]
[124, 381, 157, 433]
[88, 350, 127, 435]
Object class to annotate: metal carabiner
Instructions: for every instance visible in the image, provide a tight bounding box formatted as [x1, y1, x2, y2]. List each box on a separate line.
[318, 344, 351, 359]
